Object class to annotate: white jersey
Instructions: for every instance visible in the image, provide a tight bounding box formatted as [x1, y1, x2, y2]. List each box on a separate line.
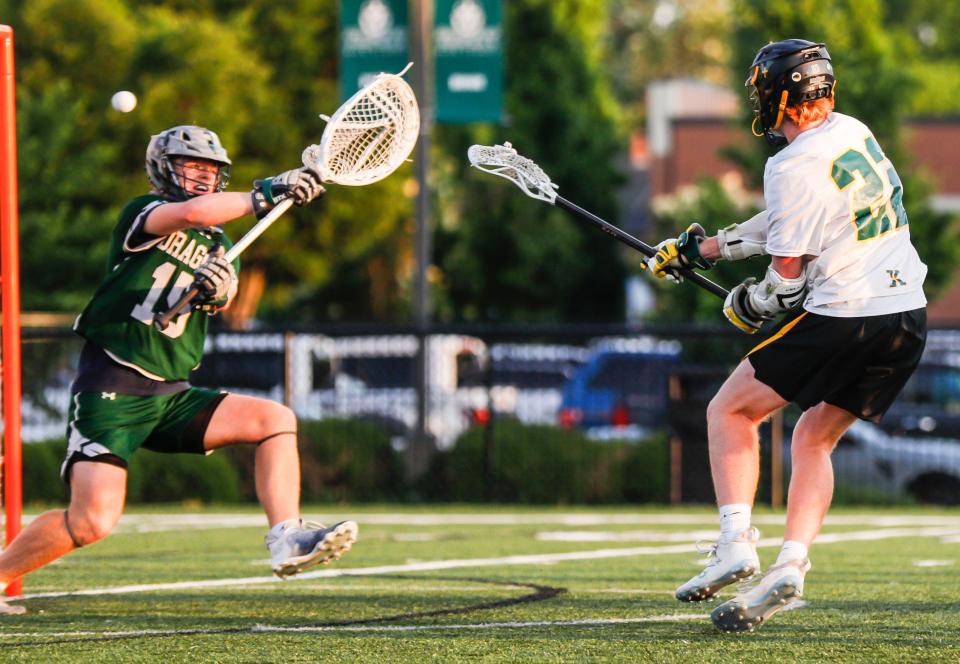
[761, 112, 926, 317]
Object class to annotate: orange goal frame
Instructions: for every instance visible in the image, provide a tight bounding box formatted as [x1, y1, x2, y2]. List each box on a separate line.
[1, 24, 23, 598]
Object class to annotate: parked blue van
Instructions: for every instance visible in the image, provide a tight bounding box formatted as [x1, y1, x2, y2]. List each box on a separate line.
[558, 337, 680, 436]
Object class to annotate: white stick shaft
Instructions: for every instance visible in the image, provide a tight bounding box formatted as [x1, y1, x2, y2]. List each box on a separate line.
[224, 199, 295, 262]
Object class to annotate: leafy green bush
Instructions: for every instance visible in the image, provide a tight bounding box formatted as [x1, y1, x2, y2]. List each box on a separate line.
[23, 440, 68, 504]
[296, 418, 405, 502]
[126, 451, 241, 504]
[433, 419, 669, 504]
[23, 439, 241, 505]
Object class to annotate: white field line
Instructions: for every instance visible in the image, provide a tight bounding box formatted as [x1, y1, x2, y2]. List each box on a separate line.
[584, 588, 671, 595]
[537, 529, 721, 542]
[8, 512, 960, 534]
[252, 614, 709, 633]
[0, 614, 708, 640]
[17, 525, 960, 601]
[912, 559, 955, 567]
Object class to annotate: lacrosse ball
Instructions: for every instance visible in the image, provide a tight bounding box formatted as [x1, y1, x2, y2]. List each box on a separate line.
[111, 90, 138, 113]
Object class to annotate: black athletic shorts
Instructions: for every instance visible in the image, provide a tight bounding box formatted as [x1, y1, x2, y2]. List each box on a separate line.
[747, 307, 926, 421]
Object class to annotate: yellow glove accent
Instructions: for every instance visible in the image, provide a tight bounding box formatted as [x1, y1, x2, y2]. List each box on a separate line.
[650, 242, 681, 279]
[723, 303, 761, 334]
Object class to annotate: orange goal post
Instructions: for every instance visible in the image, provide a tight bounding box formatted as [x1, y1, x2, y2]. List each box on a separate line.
[0, 24, 23, 598]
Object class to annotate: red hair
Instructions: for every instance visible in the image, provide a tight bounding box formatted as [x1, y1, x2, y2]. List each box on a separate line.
[784, 96, 834, 127]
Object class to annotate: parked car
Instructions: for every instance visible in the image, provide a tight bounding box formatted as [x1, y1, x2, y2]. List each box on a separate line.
[465, 343, 589, 426]
[787, 420, 960, 505]
[557, 337, 681, 439]
[287, 334, 488, 449]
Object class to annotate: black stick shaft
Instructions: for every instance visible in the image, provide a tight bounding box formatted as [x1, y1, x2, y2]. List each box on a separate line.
[153, 285, 200, 331]
[555, 196, 729, 299]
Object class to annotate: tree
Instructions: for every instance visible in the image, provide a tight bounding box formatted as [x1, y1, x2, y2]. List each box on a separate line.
[608, 0, 734, 124]
[9, 0, 416, 324]
[433, 0, 627, 323]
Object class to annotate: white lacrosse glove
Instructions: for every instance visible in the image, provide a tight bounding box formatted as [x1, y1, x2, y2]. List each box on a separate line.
[722, 278, 771, 334]
[192, 245, 238, 314]
[251, 167, 325, 219]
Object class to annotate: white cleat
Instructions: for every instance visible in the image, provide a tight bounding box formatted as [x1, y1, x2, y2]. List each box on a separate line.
[675, 526, 761, 602]
[711, 557, 811, 633]
[267, 520, 358, 578]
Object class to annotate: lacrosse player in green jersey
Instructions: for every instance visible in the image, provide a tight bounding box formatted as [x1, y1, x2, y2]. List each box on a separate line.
[0, 126, 357, 615]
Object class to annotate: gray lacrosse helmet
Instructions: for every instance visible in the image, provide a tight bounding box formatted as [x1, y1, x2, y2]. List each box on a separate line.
[145, 125, 232, 201]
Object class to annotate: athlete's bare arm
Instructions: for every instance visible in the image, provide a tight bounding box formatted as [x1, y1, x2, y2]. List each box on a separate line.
[699, 236, 721, 262]
[770, 255, 805, 279]
[144, 192, 254, 236]
[689, 236, 806, 281]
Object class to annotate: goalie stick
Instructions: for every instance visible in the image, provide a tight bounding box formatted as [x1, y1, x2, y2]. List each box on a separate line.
[154, 64, 421, 330]
[467, 142, 729, 299]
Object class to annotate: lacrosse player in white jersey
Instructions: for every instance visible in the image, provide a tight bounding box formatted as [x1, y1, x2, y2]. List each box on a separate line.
[648, 39, 927, 632]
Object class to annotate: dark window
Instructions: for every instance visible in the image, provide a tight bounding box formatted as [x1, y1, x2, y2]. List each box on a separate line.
[339, 356, 415, 388]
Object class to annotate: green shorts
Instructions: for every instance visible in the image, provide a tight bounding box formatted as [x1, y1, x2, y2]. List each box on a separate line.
[61, 387, 227, 481]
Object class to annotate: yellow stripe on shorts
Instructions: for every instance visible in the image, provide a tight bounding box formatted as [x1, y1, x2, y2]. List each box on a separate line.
[746, 312, 809, 357]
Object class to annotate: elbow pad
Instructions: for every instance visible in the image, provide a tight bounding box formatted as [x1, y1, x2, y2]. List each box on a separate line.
[748, 265, 807, 317]
[716, 223, 767, 262]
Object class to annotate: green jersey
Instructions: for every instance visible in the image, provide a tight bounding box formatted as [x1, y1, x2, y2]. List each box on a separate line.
[74, 194, 239, 381]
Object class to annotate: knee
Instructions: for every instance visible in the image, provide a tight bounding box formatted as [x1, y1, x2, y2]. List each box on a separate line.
[705, 394, 725, 424]
[251, 402, 298, 441]
[66, 509, 118, 547]
[791, 430, 837, 457]
[707, 393, 743, 425]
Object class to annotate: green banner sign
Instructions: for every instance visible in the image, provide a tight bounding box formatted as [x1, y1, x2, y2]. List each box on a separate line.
[340, 0, 409, 102]
[435, 0, 502, 123]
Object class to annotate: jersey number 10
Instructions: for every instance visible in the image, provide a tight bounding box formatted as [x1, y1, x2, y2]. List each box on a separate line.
[129, 261, 193, 338]
[830, 136, 908, 242]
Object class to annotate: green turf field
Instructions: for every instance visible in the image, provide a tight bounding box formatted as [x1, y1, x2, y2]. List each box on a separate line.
[1, 505, 958, 662]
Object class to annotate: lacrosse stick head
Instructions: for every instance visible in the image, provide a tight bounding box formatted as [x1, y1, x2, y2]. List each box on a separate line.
[302, 64, 420, 186]
[467, 142, 558, 203]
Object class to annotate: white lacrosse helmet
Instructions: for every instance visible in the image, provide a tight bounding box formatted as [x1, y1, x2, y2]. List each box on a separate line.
[145, 125, 232, 200]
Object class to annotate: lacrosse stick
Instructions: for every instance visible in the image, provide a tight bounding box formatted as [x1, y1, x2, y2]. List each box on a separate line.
[154, 64, 421, 330]
[467, 143, 729, 299]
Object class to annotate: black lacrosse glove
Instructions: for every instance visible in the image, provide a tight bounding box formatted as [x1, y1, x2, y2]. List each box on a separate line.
[191, 245, 238, 314]
[251, 167, 325, 219]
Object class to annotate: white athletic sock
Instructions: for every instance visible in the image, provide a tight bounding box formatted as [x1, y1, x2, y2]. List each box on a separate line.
[268, 518, 301, 540]
[718, 503, 752, 542]
[775, 540, 808, 566]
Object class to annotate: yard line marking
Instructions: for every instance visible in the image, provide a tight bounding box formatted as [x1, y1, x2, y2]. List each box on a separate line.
[11, 512, 960, 534]
[250, 614, 709, 632]
[17, 525, 960, 601]
[584, 588, 672, 595]
[912, 560, 955, 567]
[0, 614, 708, 640]
[537, 530, 721, 542]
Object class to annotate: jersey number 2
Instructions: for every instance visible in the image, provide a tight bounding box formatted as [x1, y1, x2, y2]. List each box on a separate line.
[129, 262, 194, 338]
[830, 136, 908, 241]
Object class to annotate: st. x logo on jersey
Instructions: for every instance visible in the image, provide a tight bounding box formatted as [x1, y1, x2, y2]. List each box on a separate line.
[887, 270, 907, 288]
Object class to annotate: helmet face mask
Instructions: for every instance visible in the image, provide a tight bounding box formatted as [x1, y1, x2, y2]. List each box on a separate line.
[745, 39, 835, 147]
[169, 156, 225, 197]
[145, 125, 232, 201]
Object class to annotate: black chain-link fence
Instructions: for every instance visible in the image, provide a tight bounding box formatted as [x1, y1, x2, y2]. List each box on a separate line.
[13, 324, 960, 505]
